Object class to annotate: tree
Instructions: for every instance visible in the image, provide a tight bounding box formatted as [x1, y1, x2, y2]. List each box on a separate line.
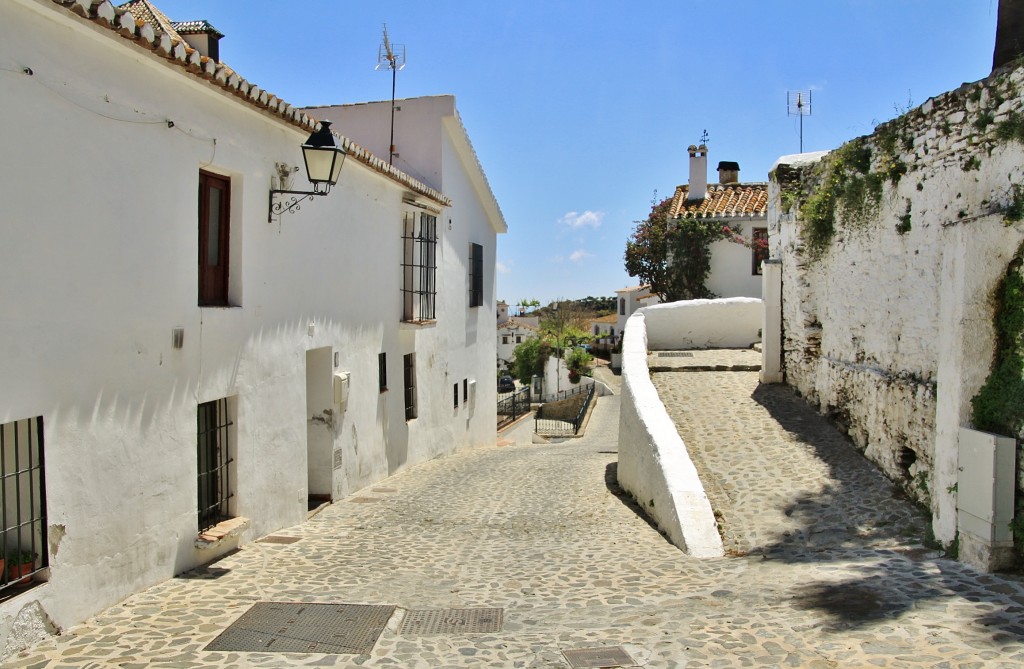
[624, 197, 731, 302]
[510, 336, 550, 385]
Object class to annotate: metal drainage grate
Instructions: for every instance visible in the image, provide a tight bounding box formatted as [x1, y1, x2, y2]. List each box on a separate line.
[205, 602, 396, 654]
[563, 647, 637, 669]
[657, 352, 694, 358]
[400, 608, 503, 635]
[348, 497, 383, 503]
[256, 535, 301, 544]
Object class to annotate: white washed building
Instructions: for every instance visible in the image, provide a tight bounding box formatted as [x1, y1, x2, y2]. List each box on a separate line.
[0, 0, 504, 654]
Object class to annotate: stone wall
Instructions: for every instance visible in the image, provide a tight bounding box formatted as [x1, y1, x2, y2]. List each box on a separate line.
[769, 59, 1024, 550]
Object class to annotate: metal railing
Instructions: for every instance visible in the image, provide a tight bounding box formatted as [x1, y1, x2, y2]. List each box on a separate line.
[497, 386, 532, 429]
[535, 383, 595, 436]
[1, 416, 47, 597]
[537, 378, 595, 404]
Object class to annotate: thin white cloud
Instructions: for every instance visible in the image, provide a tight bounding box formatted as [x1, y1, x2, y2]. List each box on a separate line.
[496, 261, 511, 274]
[569, 249, 593, 263]
[559, 210, 604, 229]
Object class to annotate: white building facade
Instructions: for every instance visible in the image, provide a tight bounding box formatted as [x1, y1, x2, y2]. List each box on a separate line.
[0, 0, 504, 655]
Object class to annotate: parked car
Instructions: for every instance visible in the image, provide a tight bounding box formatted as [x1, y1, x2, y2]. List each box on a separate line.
[497, 376, 515, 393]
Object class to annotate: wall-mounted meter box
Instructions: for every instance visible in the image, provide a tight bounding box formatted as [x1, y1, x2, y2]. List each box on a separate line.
[333, 371, 350, 405]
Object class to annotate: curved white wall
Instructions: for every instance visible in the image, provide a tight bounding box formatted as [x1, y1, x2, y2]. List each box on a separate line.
[616, 310, 724, 558]
[642, 298, 762, 350]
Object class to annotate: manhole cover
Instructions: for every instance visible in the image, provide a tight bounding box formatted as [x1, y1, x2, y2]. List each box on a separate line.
[256, 535, 301, 544]
[400, 608, 503, 635]
[657, 352, 694, 358]
[205, 602, 396, 654]
[563, 647, 637, 668]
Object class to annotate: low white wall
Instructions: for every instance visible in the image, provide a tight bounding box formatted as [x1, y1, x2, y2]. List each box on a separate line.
[641, 297, 762, 350]
[616, 311, 724, 558]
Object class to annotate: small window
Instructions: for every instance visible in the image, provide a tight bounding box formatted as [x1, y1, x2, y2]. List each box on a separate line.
[594, 325, 599, 335]
[453, 383, 459, 408]
[610, 327, 615, 336]
[403, 353, 417, 420]
[469, 243, 484, 308]
[402, 212, 438, 322]
[197, 398, 234, 531]
[752, 227, 769, 275]
[198, 171, 231, 306]
[463, 379, 468, 402]
[378, 352, 388, 393]
[516, 335, 523, 343]
[0, 416, 47, 595]
[619, 298, 625, 315]
[502, 335, 509, 345]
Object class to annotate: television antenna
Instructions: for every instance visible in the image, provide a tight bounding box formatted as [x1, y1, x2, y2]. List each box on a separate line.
[376, 23, 406, 165]
[787, 90, 812, 152]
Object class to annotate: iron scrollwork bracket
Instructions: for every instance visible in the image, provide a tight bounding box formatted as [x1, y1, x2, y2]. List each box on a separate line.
[268, 189, 328, 223]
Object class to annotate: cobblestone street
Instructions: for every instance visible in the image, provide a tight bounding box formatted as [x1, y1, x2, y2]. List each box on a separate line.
[8, 364, 1024, 668]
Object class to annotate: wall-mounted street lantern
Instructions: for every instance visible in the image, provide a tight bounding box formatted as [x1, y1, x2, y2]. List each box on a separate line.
[269, 121, 346, 222]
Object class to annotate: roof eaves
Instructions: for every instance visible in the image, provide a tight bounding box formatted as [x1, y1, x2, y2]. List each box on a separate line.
[60, 0, 448, 208]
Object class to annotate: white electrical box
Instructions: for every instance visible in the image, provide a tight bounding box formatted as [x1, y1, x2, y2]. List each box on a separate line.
[467, 379, 476, 407]
[333, 371, 350, 405]
[957, 426, 1016, 543]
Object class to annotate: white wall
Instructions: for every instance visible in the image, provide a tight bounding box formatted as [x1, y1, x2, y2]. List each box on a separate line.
[0, 0, 501, 653]
[707, 218, 766, 298]
[616, 312, 724, 558]
[641, 298, 762, 350]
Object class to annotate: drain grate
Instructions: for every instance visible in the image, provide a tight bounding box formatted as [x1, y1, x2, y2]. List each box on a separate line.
[205, 602, 395, 654]
[400, 608, 503, 635]
[256, 535, 301, 544]
[657, 352, 694, 358]
[563, 647, 637, 668]
[348, 497, 382, 503]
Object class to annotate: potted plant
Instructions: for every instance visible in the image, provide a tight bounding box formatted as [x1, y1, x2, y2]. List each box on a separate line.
[6, 549, 36, 584]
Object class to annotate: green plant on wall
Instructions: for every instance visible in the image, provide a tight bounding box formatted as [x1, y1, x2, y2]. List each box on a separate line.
[971, 241, 1024, 560]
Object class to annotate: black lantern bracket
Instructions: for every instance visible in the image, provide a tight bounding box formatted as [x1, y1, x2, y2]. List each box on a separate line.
[268, 121, 346, 223]
[268, 182, 333, 223]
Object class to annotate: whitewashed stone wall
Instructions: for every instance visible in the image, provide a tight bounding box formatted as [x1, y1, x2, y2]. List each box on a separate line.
[770, 59, 1024, 548]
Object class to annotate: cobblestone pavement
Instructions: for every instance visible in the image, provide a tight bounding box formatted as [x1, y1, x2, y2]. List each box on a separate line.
[9, 368, 1024, 668]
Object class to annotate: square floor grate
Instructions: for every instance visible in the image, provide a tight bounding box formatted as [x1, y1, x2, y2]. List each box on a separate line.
[255, 535, 301, 544]
[657, 352, 694, 358]
[563, 646, 637, 668]
[205, 602, 396, 654]
[400, 608, 503, 635]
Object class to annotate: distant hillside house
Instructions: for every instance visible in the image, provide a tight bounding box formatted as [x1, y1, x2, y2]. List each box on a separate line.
[590, 313, 619, 352]
[497, 318, 539, 370]
[669, 145, 768, 298]
[616, 284, 661, 341]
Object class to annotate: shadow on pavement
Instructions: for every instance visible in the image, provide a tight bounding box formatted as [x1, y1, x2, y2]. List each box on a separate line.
[603, 462, 675, 547]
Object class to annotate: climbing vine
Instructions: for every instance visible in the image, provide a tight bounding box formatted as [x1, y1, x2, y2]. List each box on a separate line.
[971, 241, 1024, 560]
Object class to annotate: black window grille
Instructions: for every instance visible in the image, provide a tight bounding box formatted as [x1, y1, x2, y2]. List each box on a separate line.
[453, 383, 459, 408]
[197, 399, 233, 531]
[401, 212, 437, 322]
[403, 354, 417, 420]
[469, 242, 484, 308]
[463, 379, 468, 403]
[378, 352, 388, 392]
[0, 416, 47, 595]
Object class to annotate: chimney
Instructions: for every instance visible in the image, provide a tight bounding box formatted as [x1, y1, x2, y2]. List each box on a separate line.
[717, 161, 740, 184]
[994, 0, 1024, 71]
[173, 21, 224, 62]
[687, 144, 708, 201]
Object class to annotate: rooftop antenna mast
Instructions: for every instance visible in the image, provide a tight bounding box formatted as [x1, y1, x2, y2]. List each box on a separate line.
[787, 90, 812, 153]
[376, 23, 406, 166]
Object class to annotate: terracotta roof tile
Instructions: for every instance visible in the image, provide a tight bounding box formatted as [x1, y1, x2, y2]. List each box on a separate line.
[669, 183, 768, 219]
[52, 1, 451, 207]
[615, 284, 650, 293]
[498, 319, 538, 331]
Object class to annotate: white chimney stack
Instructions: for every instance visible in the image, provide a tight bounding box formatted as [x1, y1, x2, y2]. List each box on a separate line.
[687, 144, 708, 201]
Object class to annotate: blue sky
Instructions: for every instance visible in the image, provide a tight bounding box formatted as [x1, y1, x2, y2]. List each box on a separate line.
[155, 1, 998, 305]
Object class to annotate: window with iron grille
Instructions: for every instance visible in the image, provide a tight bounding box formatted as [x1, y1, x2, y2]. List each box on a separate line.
[197, 398, 234, 531]
[463, 379, 468, 403]
[469, 243, 484, 308]
[199, 171, 231, 306]
[401, 211, 438, 322]
[403, 353, 417, 420]
[0, 417, 47, 595]
[378, 352, 388, 393]
[453, 383, 459, 408]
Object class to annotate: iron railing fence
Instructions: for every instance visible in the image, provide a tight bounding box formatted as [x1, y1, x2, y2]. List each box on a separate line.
[535, 383, 595, 436]
[497, 386, 532, 429]
[537, 378, 595, 404]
